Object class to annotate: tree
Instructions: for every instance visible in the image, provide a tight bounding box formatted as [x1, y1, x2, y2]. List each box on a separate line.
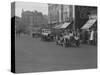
[14, 16, 28, 35]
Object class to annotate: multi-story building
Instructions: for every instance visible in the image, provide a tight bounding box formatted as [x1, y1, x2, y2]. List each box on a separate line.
[21, 9, 48, 35]
[48, 4, 97, 30]
[48, 4, 61, 24]
[63, 5, 73, 22]
[75, 6, 97, 29]
[21, 10, 33, 26]
[48, 4, 74, 28]
[21, 9, 48, 26]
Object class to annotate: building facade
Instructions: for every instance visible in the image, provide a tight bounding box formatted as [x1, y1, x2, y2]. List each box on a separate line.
[48, 4, 74, 26]
[75, 6, 97, 29]
[63, 5, 73, 22]
[21, 9, 48, 27]
[21, 9, 48, 35]
[48, 4, 61, 24]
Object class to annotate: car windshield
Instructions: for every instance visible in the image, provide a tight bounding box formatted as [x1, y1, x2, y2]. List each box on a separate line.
[42, 29, 51, 33]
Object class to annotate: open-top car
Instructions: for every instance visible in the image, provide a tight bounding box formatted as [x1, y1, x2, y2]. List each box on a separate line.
[41, 29, 54, 41]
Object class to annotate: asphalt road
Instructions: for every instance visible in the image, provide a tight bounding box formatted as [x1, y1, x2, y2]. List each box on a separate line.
[15, 35, 97, 73]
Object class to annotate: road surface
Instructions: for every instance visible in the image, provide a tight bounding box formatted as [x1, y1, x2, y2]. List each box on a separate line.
[15, 35, 97, 73]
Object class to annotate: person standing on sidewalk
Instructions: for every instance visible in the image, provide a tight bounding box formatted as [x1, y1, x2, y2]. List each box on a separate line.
[89, 29, 94, 45]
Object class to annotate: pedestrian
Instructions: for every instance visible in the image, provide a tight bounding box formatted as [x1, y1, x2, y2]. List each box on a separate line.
[64, 32, 70, 47]
[89, 29, 94, 45]
[69, 31, 74, 46]
[59, 34, 64, 46]
[94, 30, 97, 45]
[74, 33, 80, 47]
[84, 30, 89, 44]
[55, 35, 60, 45]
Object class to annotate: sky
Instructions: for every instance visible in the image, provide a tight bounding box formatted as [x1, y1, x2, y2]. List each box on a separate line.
[15, 2, 48, 17]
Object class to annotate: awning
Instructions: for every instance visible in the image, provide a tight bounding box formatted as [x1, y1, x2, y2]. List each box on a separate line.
[60, 22, 70, 28]
[54, 22, 71, 29]
[81, 19, 96, 29]
[54, 24, 62, 29]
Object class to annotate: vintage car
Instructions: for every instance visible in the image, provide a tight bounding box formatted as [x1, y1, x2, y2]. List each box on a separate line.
[41, 29, 54, 41]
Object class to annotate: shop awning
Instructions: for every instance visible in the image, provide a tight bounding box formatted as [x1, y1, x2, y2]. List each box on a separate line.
[81, 19, 96, 29]
[54, 24, 62, 29]
[54, 22, 71, 29]
[60, 22, 70, 28]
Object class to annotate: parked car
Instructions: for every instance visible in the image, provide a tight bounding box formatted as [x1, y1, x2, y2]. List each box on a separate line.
[41, 29, 54, 41]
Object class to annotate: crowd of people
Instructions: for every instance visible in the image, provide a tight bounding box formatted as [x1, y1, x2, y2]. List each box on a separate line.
[54, 28, 97, 48]
[55, 29, 80, 47]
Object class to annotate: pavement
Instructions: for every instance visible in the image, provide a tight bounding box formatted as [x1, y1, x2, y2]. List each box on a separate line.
[15, 35, 97, 73]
